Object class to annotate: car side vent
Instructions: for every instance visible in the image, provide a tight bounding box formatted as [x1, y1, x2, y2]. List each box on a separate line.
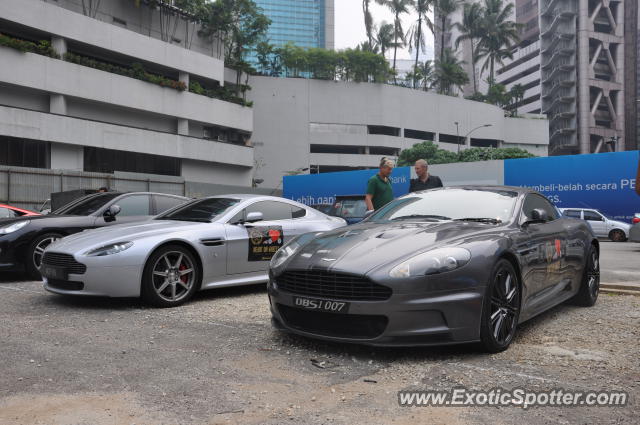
[200, 238, 225, 247]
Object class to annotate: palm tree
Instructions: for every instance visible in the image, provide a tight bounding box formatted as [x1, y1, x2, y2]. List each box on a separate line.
[454, 2, 484, 93]
[476, 0, 520, 89]
[374, 21, 396, 59]
[376, 0, 413, 81]
[363, 0, 375, 47]
[434, 0, 461, 63]
[433, 48, 469, 95]
[406, 0, 434, 88]
[509, 83, 525, 116]
[414, 60, 434, 91]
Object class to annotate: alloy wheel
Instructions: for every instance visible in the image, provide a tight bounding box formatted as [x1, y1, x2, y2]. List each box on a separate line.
[489, 268, 520, 346]
[151, 251, 195, 302]
[587, 249, 600, 299]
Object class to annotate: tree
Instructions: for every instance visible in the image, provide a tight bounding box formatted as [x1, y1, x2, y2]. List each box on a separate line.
[398, 141, 535, 166]
[407, 0, 434, 88]
[434, 0, 461, 63]
[376, 0, 413, 81]
[484, 82, 511, 107]
[363, 0, 375, 48]
[433, 48, 469, 95]
[454, 2, 484, 93]
[476, 0, 521, 89]
[255, 40, 273, 75]
[509, 83, 525, 116]
[405, 60, 433, 91]
[374, 21, 396, 59]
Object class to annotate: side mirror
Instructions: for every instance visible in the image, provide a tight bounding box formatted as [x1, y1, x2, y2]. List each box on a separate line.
[524, 208, 548, 225]
[245, 211, 263, 223]
[104, 204, 121, 222]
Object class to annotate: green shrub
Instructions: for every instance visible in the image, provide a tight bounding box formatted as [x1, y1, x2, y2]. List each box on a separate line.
[0, 33, 59, 59]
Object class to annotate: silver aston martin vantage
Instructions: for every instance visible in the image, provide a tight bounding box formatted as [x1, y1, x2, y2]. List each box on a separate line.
[41, 195, 346, 307]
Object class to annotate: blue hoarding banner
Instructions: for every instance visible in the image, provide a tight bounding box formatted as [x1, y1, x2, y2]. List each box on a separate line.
[283, 167, 411, 206]
[504, 151, 640, 221]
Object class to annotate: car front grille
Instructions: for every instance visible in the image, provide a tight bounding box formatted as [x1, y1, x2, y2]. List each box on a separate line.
[47, 279, 84, 291]
[276, 270, 392, 301]
[42, 252, 87, 275]
[277, 304, 388, 339]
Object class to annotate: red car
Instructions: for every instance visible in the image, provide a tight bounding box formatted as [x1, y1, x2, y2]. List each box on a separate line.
[0, 204, 40, 219]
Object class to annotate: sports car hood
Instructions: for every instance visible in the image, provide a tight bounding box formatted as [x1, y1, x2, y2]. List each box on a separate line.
[49, 219, 217, 252]
[285, 220, 504, 274]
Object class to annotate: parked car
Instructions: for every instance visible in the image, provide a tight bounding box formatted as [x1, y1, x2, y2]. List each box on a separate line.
[559, 208, 630, 242]
[329, 195, 368, 225]
[41, 195, 347, 307]
[0, 191, 189, 277]
[630, 213, 640, 242]
[269, 186, 600, 352]
[0, 204, 40, 218]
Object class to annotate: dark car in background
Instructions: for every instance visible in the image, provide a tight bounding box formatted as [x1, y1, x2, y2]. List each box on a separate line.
[329, 195, 368, 225]
[310, 204, 333, 215]
[0, 191, 189, 277]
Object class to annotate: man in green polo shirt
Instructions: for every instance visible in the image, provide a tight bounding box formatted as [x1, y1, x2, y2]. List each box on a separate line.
[365, 157, 395, 211]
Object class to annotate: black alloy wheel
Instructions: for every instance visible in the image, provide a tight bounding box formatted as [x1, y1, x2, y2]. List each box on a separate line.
[480, 259, 521, 353]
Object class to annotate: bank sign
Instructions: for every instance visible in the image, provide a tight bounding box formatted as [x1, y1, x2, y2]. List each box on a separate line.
[283, 167, 410, 206]
[504, 151, 640, 221]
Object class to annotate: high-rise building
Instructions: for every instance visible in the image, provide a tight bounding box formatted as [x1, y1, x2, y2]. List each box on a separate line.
[540, 0, 625, 155]
[253, 0, 334, 51]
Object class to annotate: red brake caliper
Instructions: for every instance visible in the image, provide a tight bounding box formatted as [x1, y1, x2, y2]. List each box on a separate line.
[179, 264, 187, 283]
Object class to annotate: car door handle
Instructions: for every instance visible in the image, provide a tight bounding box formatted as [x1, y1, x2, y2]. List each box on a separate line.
[200, 238, 225, 247]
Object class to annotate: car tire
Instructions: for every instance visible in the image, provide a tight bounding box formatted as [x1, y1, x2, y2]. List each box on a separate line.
[608, 229, 627, 242]
[141, 245, 200, 308]
[570, 244, 599, 307]
[479, 259, 521, 353]
[26, 232, 63, 279]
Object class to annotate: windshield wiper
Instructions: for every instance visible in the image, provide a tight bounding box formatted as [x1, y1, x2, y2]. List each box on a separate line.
[390, 214, 451, 221]
[454, 217, 502, 224]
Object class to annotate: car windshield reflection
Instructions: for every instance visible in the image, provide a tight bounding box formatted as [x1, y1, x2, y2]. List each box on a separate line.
[156, 198, 240, 222]
[368, 189, 518, 224]
[54, 193, 121, 215]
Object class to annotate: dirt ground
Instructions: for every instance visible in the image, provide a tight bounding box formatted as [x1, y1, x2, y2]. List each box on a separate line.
[0, 274, 638, 425]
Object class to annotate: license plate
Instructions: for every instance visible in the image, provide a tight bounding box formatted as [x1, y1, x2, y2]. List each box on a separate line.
[293, 296, 349, 313]
[41, 265, 67, 280]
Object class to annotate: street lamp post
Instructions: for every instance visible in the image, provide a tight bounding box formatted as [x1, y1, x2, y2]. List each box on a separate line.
[455, 121, 460, 154]
[459, 124, 493, 154]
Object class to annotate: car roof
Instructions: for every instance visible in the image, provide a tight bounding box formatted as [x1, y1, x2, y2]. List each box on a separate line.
[410, 185, 534, 196]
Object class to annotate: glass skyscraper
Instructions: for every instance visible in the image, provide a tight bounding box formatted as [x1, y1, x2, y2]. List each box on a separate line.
[252, 0, 334, 53]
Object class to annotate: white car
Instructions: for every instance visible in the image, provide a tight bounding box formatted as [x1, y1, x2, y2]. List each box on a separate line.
[41, 195, 347, 307]
[560, 208, 631, 242]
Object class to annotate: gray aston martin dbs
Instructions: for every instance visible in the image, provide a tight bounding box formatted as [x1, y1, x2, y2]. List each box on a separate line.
[268, 186, 600, 352]
[41, 195, 346, 307]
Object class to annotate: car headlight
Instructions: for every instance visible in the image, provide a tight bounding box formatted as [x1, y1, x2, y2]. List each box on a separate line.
[85, 242, 133, 257]
[0, 220, 30, 235]
[270, 239, 301, 269]
[389, 247, 471, 278]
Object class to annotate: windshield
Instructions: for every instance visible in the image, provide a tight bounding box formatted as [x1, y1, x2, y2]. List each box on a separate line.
[54, 193, 120, 215]
[157, 197, 240, 222]
[330, 198, 367, 218]
[368, 189, 518, 223]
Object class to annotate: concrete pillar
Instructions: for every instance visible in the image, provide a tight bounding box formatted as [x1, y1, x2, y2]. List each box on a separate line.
[51, 36, 67, 56]
[577, 0, 591, 153]
[50, 94, 67, 115]
[179, 72, 189, 87]
[177, 118, 189, 136]
[50, 143, 83, 171]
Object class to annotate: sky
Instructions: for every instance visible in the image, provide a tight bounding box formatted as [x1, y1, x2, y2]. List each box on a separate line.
[334, 0, 435, 63]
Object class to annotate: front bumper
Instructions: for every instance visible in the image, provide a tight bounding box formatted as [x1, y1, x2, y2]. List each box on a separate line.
[268, 275, 485, 347]
[42, 257, 143, 298]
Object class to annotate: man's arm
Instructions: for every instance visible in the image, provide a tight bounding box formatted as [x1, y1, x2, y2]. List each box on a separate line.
[436, 176, 444, 187]
[365, 194, 374, 211]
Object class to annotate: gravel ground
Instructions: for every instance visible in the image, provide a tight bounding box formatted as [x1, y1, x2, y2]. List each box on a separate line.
[0, 277, 638, 425]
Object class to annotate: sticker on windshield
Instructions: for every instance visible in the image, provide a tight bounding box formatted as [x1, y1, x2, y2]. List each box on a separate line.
[248, 226, 284, 261]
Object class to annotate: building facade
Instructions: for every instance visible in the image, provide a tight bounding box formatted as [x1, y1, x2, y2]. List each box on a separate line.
[540, 0, 626, 155]
[0, 0, 254, 186]
[253, 0, 334, 51]
[249, 76, 549, 189]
